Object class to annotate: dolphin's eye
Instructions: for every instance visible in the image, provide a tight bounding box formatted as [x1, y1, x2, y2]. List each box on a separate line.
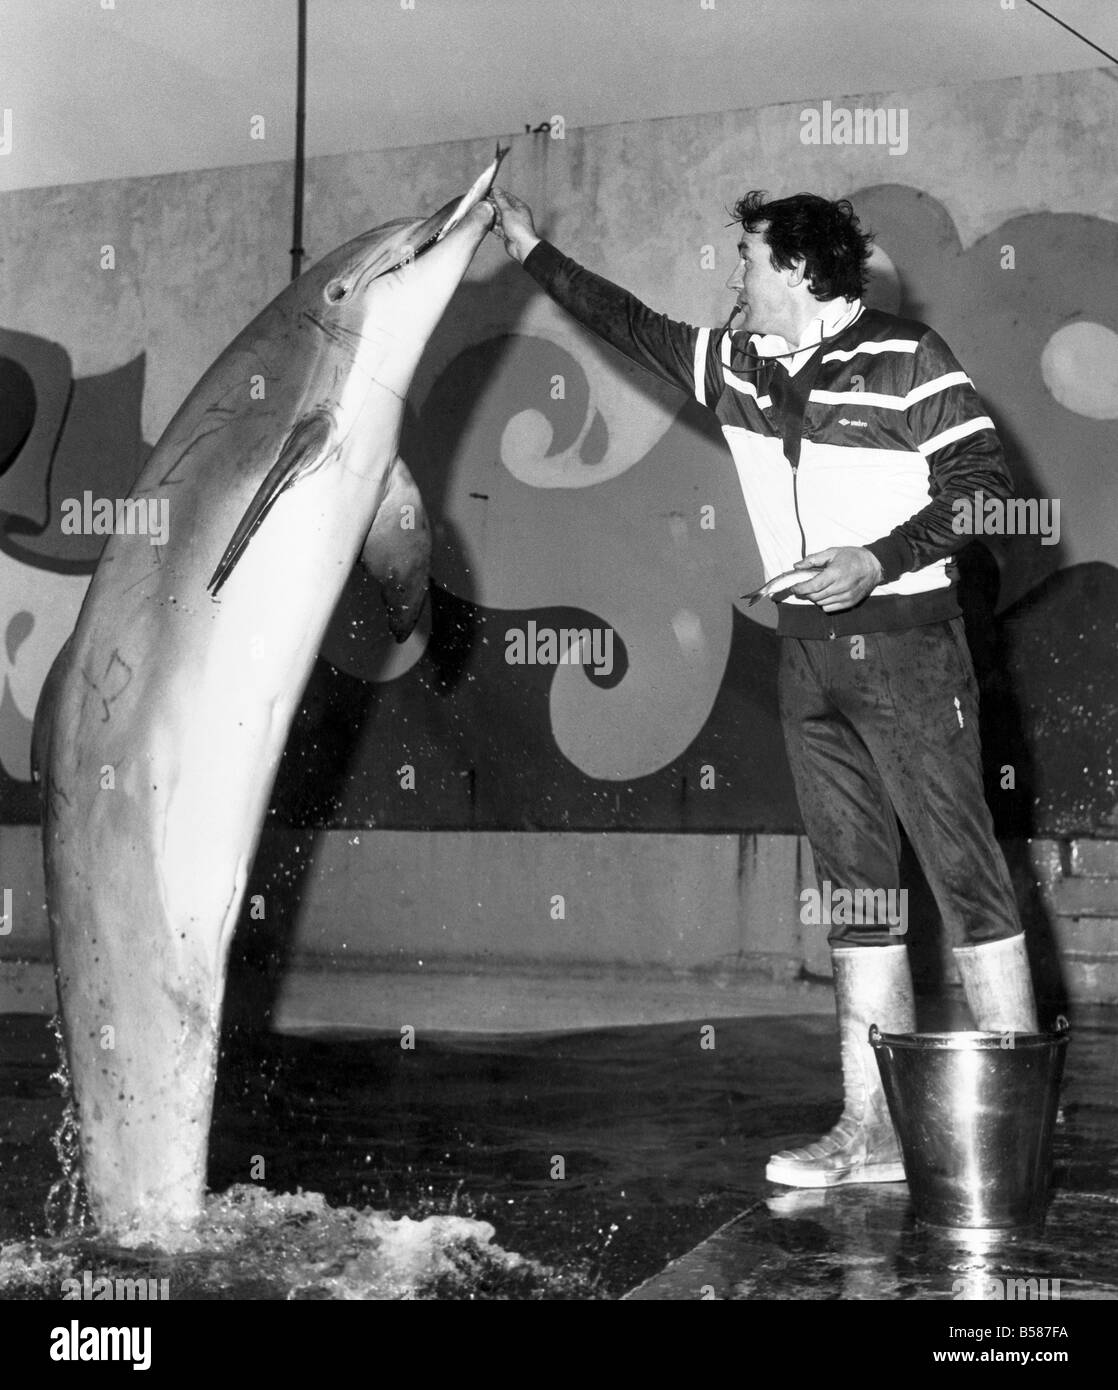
[325, 281, 349, 303]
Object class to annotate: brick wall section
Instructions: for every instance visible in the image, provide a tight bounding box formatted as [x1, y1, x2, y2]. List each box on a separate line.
[1030, 840, 1118, 1006]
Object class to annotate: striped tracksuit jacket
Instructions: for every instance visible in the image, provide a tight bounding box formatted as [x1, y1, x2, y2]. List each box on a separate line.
[523, 239, 1023, 947]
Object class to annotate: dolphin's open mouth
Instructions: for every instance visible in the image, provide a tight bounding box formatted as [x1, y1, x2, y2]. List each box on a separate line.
[375, 143, 508, 279]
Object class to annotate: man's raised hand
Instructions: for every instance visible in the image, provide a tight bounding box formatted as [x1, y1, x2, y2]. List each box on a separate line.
[488, 187, 541, 263]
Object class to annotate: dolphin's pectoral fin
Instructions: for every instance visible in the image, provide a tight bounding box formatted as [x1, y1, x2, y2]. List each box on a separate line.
[358, 454, 432, 642]
[206, 411, 335, 596]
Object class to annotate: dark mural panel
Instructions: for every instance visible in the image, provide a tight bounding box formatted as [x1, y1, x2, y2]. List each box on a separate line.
[265, 558, 1118, 837]
[272, 584, 798, 833]
[993, 562, 1118, 837]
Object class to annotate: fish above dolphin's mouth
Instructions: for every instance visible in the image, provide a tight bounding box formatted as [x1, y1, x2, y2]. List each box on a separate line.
[372, 142, 508, 280]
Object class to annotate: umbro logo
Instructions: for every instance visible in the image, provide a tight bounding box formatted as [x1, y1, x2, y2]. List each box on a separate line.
[838, 417, 868, 427]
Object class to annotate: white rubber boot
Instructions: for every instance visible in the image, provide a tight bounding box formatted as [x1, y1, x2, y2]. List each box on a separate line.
[954, 933, 1038, 1033]
[766, 943, 916, 1187]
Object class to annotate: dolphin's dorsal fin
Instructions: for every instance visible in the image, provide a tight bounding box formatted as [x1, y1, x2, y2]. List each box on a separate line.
[358, 454, 432, 641]
[207, 411, 335, 596]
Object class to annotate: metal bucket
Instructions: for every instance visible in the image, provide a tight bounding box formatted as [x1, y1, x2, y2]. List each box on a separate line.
[869, 1018, 1069, 1230]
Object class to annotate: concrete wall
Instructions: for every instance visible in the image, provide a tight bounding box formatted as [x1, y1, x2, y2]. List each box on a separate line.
[1, 824, 826, 974]
[4, 824, 1114, 1025]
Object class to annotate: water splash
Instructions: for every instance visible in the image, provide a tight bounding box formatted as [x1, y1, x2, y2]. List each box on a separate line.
[44, 1014, 88, 1238]
[0, 1185, 603, 1300]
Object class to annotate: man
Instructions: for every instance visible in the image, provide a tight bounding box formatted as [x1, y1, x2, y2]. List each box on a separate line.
[488, 184, 1038, 1188]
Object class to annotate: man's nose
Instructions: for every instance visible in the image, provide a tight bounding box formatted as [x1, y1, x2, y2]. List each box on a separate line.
[727, 262, 744, 290]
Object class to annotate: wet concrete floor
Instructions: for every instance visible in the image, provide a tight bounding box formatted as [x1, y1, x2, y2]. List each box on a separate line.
[628, 1009, 1118, 1302]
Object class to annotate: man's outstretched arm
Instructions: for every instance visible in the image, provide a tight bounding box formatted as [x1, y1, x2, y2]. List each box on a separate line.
[489, 187, 721, 406]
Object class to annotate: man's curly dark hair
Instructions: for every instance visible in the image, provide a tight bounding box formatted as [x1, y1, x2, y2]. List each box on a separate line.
[733, 191, 874, 301]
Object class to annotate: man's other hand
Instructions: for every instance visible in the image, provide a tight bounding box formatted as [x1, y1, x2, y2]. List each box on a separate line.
[488, 187, 541, 263]
[789, 548, 884, 611]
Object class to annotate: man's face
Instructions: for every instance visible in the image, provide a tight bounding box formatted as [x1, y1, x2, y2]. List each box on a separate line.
[726, 224, 795, 334]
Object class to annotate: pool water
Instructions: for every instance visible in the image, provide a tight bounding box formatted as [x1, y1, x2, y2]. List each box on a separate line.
[0, 1010, 839, 1298]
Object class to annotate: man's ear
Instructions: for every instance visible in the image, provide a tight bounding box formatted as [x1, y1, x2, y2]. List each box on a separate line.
[786, 258, 808, 288]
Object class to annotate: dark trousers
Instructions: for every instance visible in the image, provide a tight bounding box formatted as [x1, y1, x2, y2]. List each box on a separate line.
[779, 617, 1021, 948]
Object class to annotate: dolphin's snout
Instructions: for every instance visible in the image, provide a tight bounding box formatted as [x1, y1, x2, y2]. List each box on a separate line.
[376, 144, 507, 279]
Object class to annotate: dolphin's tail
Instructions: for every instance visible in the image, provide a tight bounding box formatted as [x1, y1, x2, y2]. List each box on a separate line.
[358, 453, 432, 641]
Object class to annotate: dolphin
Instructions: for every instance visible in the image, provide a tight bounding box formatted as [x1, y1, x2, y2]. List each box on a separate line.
[32, 149, 505, 1243]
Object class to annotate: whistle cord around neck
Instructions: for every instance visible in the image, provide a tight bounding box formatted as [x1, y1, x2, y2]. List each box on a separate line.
[719, 316, 845, 374]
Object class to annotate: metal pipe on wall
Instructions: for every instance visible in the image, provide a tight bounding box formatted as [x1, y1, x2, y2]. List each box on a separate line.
[290, 0, 308, 280]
